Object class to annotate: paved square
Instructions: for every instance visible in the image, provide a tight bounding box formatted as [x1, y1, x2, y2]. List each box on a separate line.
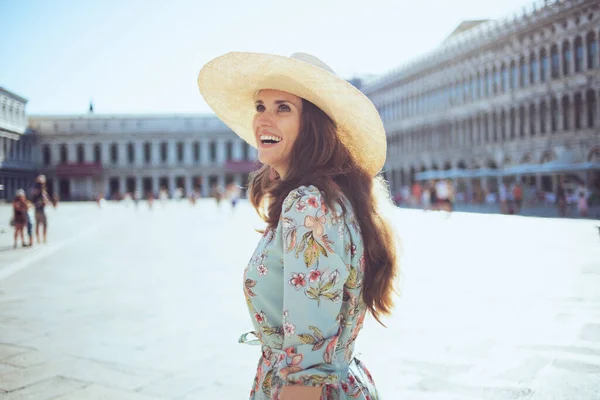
[0, 200, 599, 399]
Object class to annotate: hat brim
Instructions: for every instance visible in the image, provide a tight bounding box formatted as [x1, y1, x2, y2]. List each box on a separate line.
[197, 52, 386, 177]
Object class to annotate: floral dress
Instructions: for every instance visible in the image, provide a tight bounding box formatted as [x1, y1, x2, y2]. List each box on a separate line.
[240, 185, 379, 400]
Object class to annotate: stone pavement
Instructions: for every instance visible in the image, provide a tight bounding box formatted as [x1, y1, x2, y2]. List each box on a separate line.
[0, 200, 599, 399]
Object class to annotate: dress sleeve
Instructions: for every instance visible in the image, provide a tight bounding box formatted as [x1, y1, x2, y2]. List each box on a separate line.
[276, 186, 349, 387]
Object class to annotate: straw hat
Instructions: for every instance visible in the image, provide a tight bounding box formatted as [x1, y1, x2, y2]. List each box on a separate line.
[197, 52, 386, 177]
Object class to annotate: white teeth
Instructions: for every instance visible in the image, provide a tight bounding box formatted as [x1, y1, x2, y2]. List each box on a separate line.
[260, 135, 282, 142]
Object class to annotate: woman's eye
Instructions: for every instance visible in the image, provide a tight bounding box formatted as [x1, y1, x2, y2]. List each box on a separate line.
[278, 104, 291, 112]
[255, 104, 265, 112]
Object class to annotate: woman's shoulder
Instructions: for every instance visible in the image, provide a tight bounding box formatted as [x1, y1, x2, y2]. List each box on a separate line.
[282, 184, 351, 214]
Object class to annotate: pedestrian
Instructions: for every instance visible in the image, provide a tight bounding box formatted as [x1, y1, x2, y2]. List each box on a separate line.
[32, 175, 51, 244]
[198, 51, 399, 400]
[212, 184, 224, 209]
[556, 179, 567, 217]
[227, 182, 241, 212]
[512, 183, 523, 214]
[12, 189, 28, 249]
[25, 199, 34, 247]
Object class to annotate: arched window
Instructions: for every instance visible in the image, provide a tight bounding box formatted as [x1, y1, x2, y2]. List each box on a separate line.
[77, 143, 85, 163]
[540, 48, 549, 82]
[587, 90, 597, 128]
[540, 101, 547, 134]
[587, 32, 598, 69]
[575, 36, 584, 72]
[562, 41, 571, 76]
[144, 142, 151, 164]
[510, 61, 518, 89]
[500, 109, 506, 140]
[484, 69, 491, 96]
[562, 96, 570, 130]
[510, 108, 516, 138]
[493, 66, 500, 94]
[519, 56, 527, 87]
[128, 142, 135, 164]
[530, 53, 538, 84]
[529, 104, 536, 136]
[574, 93, 583, 130]
[519, 106, 526, 138]
[551, 44, 559, 78]
[501, 63, 508, 92]
[110, 143, 118, 164]
[94, 143, 101, 163]
[551, 98, 559, 133]
[42, 145, 51, 166]
[60, 144, 68, 164]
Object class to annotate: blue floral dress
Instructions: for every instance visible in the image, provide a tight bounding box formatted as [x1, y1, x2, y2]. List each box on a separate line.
[240, 185, 379, 400]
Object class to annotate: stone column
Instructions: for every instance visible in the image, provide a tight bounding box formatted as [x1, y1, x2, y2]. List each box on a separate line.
[233, 139, 243, 161]
[135, 176, 142, 193]
[545, 95, 553, 135]
[217, 173, 225, 188]
[533, 100, 541, 137]
[596, 89, 600, 129]
[201, 173, 209, 197]
[169, 175, 176, 196]
[217, 139, 226, 164]
[84, 142, 93, 163]
[119, 176, 126, 194]
[201, 138, 210, 166]
[555, 92, 564, 133]
[569, 37, 576, 73]
[186, 175, 193, 196]
[168, 141, 176, 166]
[184, 140, 193, 166]
[135, 141, 143, 167]
[152, 175, 160, 196]
[152, 141, 160, 165]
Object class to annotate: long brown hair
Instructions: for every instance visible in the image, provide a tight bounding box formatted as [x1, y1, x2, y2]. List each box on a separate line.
[248, 99, 399, 326]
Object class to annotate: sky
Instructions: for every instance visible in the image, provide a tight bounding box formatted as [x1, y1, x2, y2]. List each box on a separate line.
[1, 0, 539, 115]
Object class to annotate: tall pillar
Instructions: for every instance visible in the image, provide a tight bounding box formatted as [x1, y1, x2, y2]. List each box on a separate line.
[152, 175, 160, 196]
[217, 173, 225, 188]
[217, 139, 226, 164]
[119, 142, 127, 167]
[568, 92, 575, 134]
[168, 141, 176, 166]
[201, 138, 210, 166]
[120, 176, 126, 194]
[135, 176, 142, 193]
[85, 142, 93, 163]
[233, 140, 243, 161]
[67, 142, 77, 163]
[152, 141, 160, 165]
[184, 140, 193, 166]
[186, 175, 193, 196]
[169, 175, 176, 196]
[135, 141, 143, 167]
[201, 173, 209, 197]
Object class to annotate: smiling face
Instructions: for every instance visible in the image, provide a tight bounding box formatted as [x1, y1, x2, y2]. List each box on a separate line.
[252, 89, 303, 179]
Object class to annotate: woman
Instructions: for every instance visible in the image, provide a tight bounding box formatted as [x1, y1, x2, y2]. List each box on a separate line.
[32, 175, 51, 244]
[198, 52, 399, 400]
[12, 189, 28, 248]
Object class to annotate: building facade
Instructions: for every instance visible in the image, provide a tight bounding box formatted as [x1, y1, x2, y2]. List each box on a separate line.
[362, 0, 600, 198]
[29, 113, 259, 201]
[0, 87, 37, 201]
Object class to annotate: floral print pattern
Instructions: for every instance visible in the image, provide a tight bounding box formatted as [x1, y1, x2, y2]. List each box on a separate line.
[241, 185, 379, 399]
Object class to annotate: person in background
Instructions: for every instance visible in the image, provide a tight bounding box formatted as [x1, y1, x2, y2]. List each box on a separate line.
[512, 182, 523, 214]
[32, 175, 51, 244]
[12, 189, 28, 249]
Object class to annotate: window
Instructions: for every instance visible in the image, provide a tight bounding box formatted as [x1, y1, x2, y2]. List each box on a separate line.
[193, 142, 200, 162]
[540, 48, 548, 82]
[94, 143, 101, 163]
[587, 90, 597, 128]
[77, 144, 85, 163]
[510, 108, 516, 138]
[500, 110, 507, 140]
[60, 144, 68, 163]
[242, 142, 249, 161]
[127, 142, 135, 164]
[501, 63, 508, 92]
[574, 93, 583, 130]
[483, 114, 489, 143]
[530, 54, 538, 84]
[551, 98, 559, 133]
[144, 142, 151, 164]
[575, 36, 584, 72]
[510, 61, 518, 89]
[43, 145, 51, 166]
[484, 69, 491, 96]
[492, 113, 498, 142]
[529, 104, 536, 136]
[551, 45, 559, 78]
[562, 96, 570, 130]
[177, 141, 184, 163]
[226, 141, 233, 161]
[110, 143, 118, 164]
[562, 41, 571, 76]
[160, 142, 168, 163]
[587, 32, 598, 69]
[519, 106, 525, 137]
[540, 101, 547, 134]
[209, 141, 217, 163]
